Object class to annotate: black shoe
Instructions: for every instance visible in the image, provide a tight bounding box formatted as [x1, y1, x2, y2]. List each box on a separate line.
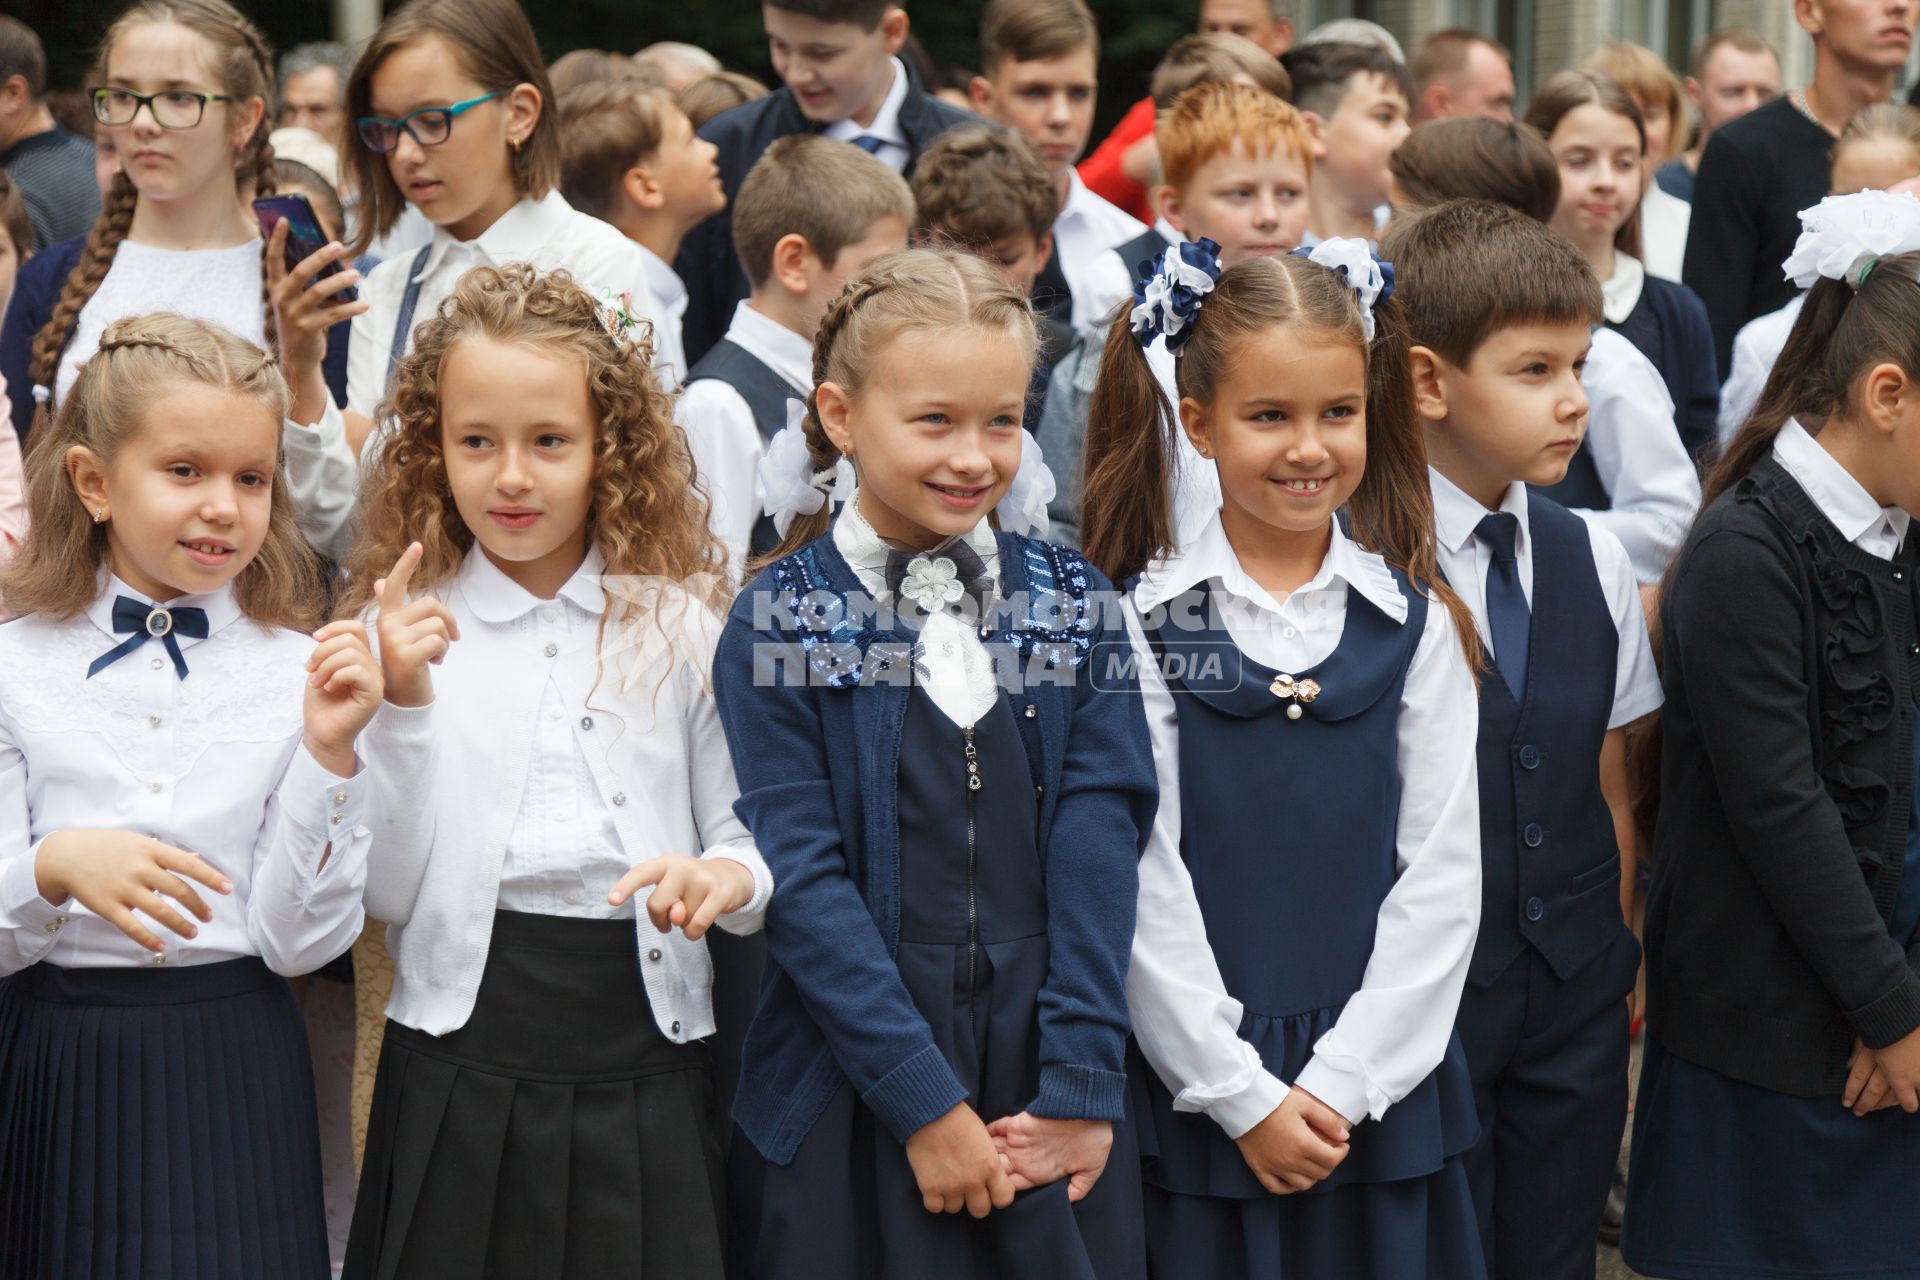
[1598, 1165, 1627, 1248]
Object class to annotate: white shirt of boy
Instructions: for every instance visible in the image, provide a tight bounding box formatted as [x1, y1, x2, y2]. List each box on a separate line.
[1428, 468, 1664, 730]
[1053, 169, 1147, 330]
[1080, 216, 1179, 329]
[1578, 327, 1702, 584]
[1124, 511, 1483, 1131]
[638, 242, 690, 389]
[1719, 293, 1803, 444]
[823, 57, 911, 172]
[281, 189, 657, 561]
[674, 301, 815, 576]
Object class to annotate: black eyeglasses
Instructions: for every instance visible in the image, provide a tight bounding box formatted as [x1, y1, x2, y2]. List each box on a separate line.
[90, 86, 235, 129]
[356, 93, 498, 153]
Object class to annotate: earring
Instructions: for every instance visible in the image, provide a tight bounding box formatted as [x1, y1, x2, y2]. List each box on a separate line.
[92, 507, 107, 523]
[510, 136, 522, 153]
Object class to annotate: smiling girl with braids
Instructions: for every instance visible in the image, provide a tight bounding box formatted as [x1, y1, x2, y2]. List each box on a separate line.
[0, 0, 343, 445]
[714, 246, 1156, 1280]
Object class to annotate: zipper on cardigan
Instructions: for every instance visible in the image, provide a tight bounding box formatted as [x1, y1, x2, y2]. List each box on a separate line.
[965, 724, 981, 1034]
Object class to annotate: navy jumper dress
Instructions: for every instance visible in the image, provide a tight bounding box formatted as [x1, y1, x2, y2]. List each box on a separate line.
[1136, 572, 1485, 1280]
[729, 686, 1145, 1280]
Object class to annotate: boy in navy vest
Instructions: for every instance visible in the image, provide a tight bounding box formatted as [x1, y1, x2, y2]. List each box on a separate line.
[1384, 198, 1664, 1279]
[674, 134, 909, 575]
[675, 0, 971, 364]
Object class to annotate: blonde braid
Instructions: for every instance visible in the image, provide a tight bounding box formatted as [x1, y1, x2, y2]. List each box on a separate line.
[26, 171, 138, 433]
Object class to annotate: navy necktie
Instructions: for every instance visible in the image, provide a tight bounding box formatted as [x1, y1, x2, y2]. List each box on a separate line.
[87, 596, 210, 680]
[1476, 513, 1529, 702]
[850, 134, 887, 155]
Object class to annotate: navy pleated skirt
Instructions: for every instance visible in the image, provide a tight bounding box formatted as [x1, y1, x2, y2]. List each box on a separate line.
[344, 910, 725, 1280]
[0, 956, 329, 1280]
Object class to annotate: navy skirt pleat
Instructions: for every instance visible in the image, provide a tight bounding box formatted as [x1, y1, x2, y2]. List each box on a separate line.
[0, 958, 330, 1280]
[344, 910, 725, 1280]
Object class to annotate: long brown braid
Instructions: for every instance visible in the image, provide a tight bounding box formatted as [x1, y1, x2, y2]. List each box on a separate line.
[752, 248, 1038, 572]
[25, 0, 277, 435]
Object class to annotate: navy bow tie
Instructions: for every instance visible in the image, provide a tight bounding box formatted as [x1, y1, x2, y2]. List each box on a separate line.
[883, 539, 998, 623]
[88, 596, 210, 680]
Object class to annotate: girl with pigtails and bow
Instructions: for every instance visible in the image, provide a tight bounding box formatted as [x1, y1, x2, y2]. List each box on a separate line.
[1081, 237, 1489, 1279]
[1621, 190, 1920, 1280]
[713, 245, 1158, 1280]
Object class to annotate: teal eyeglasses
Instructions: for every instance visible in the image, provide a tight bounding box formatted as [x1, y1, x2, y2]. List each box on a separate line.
[356, 92, 498, 153]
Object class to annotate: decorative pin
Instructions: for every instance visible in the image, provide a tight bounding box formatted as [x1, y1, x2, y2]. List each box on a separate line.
[1269, 673, 1321, 720]
[145, 608, 173, 639]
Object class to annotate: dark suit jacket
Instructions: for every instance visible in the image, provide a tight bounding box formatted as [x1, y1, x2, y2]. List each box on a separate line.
[676, 66, 974, 365]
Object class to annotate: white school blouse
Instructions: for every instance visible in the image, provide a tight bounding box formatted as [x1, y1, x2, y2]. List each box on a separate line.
[1719, 293, 1803, 444]
[1429, 470, 1664, 731]
[1771, 418, 1911, 558]
[0, 576, 370, 976]
[1123, 514, 1483, 1134]
[1580, 327, 1702, 584]
[359, 545, 772, 1041]
[674, 301, 814, 577]
[281, 190, 658, 560]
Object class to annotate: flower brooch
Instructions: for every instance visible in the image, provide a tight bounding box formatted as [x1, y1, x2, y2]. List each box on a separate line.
[900, 555, 964, 612]
[1269, 672, 1321, 720]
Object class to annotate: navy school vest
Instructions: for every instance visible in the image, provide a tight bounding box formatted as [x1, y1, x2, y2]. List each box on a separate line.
[1465, 496, 1629, 987]
[1136, 570, 1477, 1198]
[685, 339, 804, 559]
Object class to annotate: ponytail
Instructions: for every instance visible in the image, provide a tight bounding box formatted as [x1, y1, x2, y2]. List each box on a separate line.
[1079, 307, 1181, 586]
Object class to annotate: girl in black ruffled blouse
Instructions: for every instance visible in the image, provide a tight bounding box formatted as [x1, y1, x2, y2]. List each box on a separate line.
[1622, 205, 1920, 1280]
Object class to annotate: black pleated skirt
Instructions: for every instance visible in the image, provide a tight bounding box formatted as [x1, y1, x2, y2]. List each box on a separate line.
[344, 910, 725, 1280]
[0, 956, 329, 1280]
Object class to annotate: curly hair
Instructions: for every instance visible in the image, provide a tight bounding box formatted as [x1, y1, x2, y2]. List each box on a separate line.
[26, 0, 279, 435]
[1, 313, 325, 629]
[338, 264, 728, 680]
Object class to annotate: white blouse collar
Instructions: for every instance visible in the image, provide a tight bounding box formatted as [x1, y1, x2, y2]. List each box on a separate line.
[831, 497, 999, 601]
[1772, 419, 1912, 558]
[456, 543, 609, 623]
[1134, 510, 1408, 624]
[85, 568, 242, 645]
[1601, 252, 1645, 325]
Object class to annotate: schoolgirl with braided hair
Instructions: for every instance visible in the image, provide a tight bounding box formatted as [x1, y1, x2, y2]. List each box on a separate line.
[714, 246, 1157, 1280]
[1082, 237, 1487, 1279]
[0, 312, 385, 1277]
[0, 0, 327, 443]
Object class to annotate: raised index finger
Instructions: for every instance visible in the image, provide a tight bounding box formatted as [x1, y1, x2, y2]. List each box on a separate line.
[380, 542, 424, 617]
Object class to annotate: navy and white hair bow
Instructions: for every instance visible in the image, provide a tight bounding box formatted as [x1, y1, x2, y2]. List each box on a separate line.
[1130, 238, 1224, 353]
[88, 596, 210, 680]
[1294, 237, 1396, 342]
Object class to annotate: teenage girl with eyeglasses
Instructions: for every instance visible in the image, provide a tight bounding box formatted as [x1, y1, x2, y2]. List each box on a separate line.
[271, 0, 659, 562]
[0, 0, 318, 443]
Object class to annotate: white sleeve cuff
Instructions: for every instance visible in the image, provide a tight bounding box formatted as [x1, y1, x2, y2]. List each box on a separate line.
[0, 844, 69, 931]
[1178, 1064, 1290, 1140]
[704, 843, 772, 932]
[1294, 1052, 1383, 1128]
[278, 744, 369, 871]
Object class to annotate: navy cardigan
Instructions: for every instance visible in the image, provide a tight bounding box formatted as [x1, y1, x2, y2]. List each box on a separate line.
[711, 529, 1157, 1166]
[1609, 274, 1720, 464]
[0, 234, 83, 440]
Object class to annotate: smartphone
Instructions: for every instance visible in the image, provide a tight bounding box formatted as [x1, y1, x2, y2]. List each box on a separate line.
[251, 192, 358, 304]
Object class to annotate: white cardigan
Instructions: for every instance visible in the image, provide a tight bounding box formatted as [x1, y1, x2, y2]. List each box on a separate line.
[360, 549, 770, 1041]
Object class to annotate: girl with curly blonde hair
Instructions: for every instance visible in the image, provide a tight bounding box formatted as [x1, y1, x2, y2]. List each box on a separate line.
[338, 263, 767, 1279]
